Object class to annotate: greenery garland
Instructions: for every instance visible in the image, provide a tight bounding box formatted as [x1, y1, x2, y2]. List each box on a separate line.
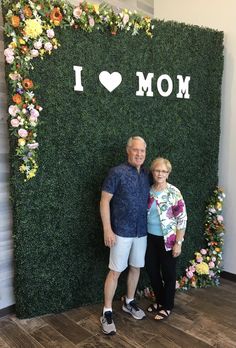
[177, 187, 225, 289]
[2, 0, 153, 180]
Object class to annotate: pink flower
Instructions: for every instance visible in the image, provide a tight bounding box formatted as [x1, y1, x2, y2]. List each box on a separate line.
[186, 270, 194, 278]
[44, 42, 53, 51]
[30, 109, 39, 118]
[89, 16, 95, 27]
[123, 13, 129, 25]
[30, 49, 39, 57]
[217, 215, 224, 223]
[11, 119, 20, 127]
[46, 29, 55, 38]
[18, 128, 28, 138]
[200, 248, 207, 255]
[73, 6, 82, 19]
[189, 265, 196, 272]
[208, 261, 215, 269]
[9, 105, 20, 116]
[34, 41, 42, 49]
[6, 55, 14, 64]
[4, 47, 14, 57]
[27, 142, 39, 150]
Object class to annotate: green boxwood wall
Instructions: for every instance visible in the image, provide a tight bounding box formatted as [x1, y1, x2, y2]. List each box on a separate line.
[7, 20, 223, 318]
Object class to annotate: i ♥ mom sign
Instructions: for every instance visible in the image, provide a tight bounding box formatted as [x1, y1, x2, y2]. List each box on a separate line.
[74, 66, 191, 98]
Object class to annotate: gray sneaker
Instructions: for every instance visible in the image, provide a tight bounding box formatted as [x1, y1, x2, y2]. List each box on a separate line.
[122, 300, 146, 320]
[100, 311, 116, 335]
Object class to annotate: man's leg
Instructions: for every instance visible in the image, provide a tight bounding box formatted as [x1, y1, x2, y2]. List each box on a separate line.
[127, 265, 140, 299]
[104, 270, 120, 308]
[101, 270, 120, 335]
[122, 237, 147, 320]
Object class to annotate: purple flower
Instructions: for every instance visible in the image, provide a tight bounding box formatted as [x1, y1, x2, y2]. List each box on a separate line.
[17, 88, 24, 95]
[166, 234, 176, 248]
[167, 200, 184, 218]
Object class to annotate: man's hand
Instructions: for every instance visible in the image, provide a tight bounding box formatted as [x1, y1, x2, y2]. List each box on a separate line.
[104, 229, 116, 248]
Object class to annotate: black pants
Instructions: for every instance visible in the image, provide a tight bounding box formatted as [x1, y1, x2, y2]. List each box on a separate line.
[145, 234, 177, 310]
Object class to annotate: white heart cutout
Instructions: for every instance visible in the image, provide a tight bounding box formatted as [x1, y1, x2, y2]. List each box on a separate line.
[99, 71, 122, 92]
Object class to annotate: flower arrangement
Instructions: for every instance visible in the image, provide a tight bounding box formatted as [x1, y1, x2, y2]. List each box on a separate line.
[3, 0, 153, 180]
[177, 187, 225, 289]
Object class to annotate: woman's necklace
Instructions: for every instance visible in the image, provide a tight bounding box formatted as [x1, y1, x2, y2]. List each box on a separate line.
[152, 183, 167, 192]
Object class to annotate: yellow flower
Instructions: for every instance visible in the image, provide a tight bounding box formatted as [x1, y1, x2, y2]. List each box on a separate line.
[93, 3, 99, 13]
[27, 169, 36, 179]
[24, 19, 43, 39]
[215, 247, 221, 253]
[9, 41, 17, 48]
[18, 138, 26, 146]
[19, 164, 27, 173]
[215, 202, 222, 210]
[19, 38, 26, 45]
[195, 262, 209, 275]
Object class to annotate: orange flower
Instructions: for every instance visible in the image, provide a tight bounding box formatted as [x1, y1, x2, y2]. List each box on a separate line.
[50, 7, 63, 26]
[12, 94, 22, 104]
[11, 15, 20, 28]
[21, 46, 28, 54]
[22, 79, 33, 90]
[23, 5, 33, 17]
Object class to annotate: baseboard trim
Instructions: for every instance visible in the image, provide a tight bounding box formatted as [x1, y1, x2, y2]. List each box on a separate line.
[0, 304, 15, 318]
[221, 271, 236, 282]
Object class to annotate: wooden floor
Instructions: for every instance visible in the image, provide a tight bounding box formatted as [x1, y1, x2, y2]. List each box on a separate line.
[0, 278, 236, 348]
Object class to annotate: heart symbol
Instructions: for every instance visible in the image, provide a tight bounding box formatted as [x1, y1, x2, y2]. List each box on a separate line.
[99, 71, 122, 92]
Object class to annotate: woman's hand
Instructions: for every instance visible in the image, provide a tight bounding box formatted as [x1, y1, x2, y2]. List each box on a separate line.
[172, 243, 182, 258]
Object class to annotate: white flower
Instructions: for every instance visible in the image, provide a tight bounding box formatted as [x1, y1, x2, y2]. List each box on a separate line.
[44, 42, 53, 51]
[30, 49, 39, 57]
[34, 40, 42, 50]
[46, 29, 55, 38]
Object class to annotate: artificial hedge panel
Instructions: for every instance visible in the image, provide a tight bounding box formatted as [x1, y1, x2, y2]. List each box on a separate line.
[7, 20, 223, 318]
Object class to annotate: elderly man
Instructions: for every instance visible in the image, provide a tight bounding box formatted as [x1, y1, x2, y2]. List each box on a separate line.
[100, 136, 150, 335]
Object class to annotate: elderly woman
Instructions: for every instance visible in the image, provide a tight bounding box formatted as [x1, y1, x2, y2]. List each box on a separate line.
[145, 157, 187, 320]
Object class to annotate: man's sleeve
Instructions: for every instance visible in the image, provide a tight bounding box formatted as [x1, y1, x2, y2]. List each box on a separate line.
[102, 168, 119, 195]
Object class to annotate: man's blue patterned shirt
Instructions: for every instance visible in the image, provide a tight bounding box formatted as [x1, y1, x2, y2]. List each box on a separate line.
[102, 162, 150, 237]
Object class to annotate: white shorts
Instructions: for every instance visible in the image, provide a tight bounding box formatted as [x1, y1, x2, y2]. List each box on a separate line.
[109, 235, 147, 272]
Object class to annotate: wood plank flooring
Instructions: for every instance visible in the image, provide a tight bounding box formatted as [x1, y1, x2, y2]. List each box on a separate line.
[0, 278, 235, 347]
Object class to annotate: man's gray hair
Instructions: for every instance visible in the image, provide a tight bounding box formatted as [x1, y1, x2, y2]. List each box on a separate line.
[127, 136, 147, 148]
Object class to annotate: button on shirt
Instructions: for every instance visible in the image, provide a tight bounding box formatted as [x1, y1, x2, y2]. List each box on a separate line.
[102, 162, 150, 237]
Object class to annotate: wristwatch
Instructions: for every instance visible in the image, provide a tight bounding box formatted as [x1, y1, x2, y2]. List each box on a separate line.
[175, 239, 184, 245]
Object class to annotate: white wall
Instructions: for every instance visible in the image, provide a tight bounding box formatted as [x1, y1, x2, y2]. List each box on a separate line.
[0, 8, 14, 310]
[155, 0, 236, 275]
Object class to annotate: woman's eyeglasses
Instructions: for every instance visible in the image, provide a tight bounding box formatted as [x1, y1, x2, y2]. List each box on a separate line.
[153, 170, 169, 174]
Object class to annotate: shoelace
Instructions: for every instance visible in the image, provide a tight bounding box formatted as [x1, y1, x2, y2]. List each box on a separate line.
[104, 311, 113, 324]
[129, 301, 139, 311]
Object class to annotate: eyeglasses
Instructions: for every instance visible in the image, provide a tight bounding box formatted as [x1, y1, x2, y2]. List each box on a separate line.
[153, 170, 169, 174]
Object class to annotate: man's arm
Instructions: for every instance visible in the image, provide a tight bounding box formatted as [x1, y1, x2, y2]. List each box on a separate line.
[100, 191, 116, 248]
